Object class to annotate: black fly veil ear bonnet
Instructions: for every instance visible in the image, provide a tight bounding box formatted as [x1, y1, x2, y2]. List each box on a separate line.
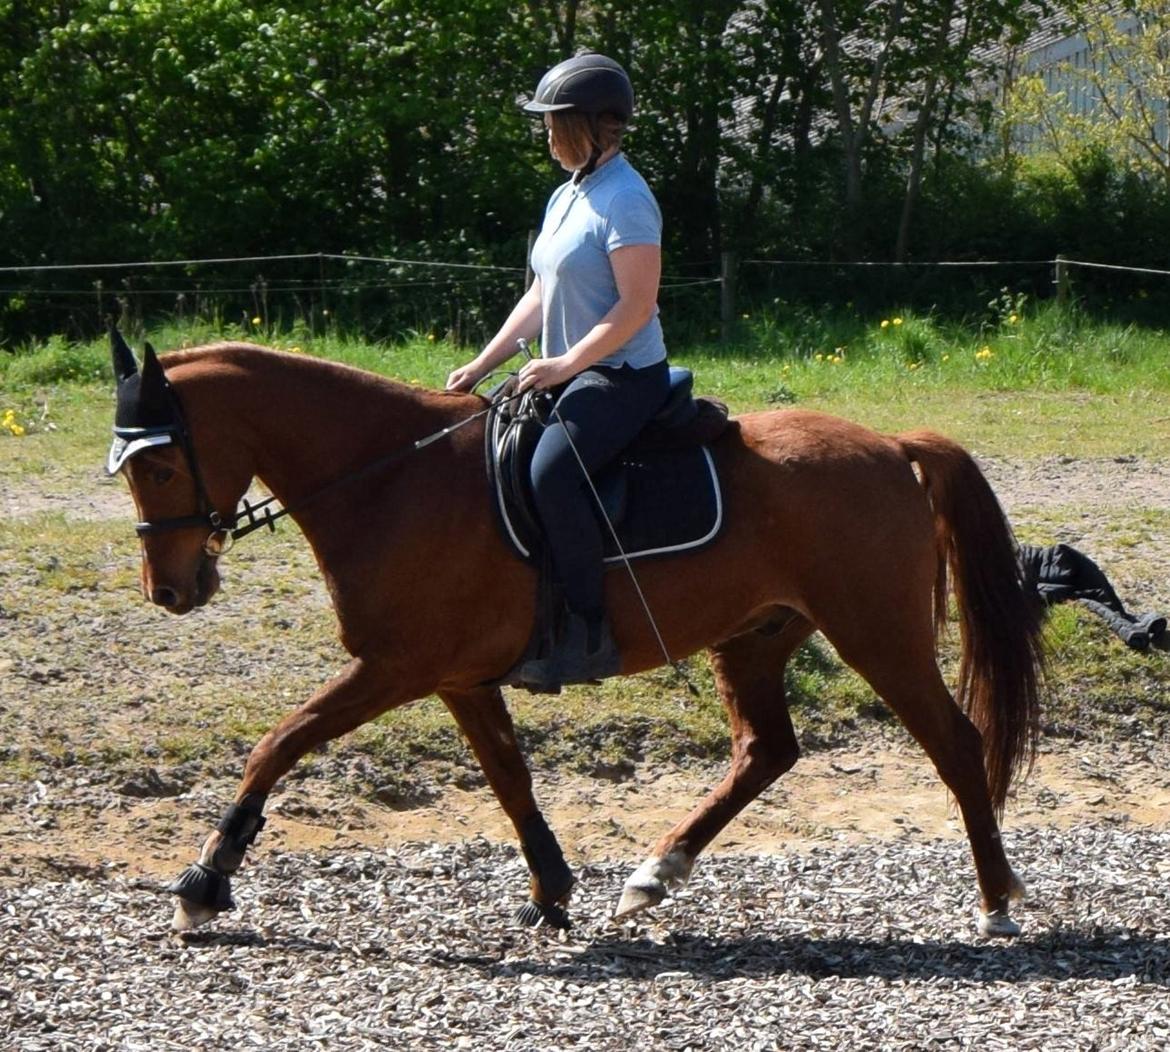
[107, 324, 243, 541]
[107, 324, 182, 475]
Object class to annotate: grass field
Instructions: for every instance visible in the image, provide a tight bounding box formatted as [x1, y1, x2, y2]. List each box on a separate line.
[2, 305, 1169, 791]
[5, 299, 1169, 455]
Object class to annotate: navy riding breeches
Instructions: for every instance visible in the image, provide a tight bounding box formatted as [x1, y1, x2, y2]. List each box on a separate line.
[529, 359, 670, 617]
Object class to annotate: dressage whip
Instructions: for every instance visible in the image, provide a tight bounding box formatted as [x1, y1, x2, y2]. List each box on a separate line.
[209, 338, 699, 698]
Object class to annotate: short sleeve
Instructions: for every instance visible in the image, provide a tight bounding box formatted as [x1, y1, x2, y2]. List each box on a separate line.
[604, 189, 662, 252]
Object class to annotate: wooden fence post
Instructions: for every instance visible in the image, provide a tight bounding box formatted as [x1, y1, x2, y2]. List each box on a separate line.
[721, 250, 738, 344]
[1054, 254, 1070, 305]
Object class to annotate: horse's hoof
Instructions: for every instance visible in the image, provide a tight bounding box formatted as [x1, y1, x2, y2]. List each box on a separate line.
[615, 880, 666, 919]
[977, 909, 1021, 938]
[515, 899, 572, 930]
[172, 898, 221, 932]
[615, 851, 693, 919]
[166, 864, 233, 931]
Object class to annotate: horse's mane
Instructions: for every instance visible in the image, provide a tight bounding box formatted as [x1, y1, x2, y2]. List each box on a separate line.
[161, 342, 366, 377]
[160, 341, 443, 400]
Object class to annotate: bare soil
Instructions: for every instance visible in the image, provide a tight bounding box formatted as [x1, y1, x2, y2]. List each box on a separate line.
[5, 734, 1170, 890]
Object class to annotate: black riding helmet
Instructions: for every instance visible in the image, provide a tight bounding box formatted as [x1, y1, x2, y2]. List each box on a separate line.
[522, 54, 634, 123]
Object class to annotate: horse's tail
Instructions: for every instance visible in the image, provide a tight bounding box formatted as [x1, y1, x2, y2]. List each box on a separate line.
[896, 429, 1046, 814]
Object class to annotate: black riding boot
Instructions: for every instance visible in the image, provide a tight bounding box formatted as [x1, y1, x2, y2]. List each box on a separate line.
[516, 611, 621, 690]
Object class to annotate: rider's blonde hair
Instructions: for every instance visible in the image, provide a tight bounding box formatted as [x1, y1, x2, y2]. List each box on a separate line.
[547, 111, 625, 172]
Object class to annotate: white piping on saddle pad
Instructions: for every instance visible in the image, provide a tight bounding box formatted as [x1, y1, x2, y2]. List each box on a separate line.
[493, 444, 723, 565]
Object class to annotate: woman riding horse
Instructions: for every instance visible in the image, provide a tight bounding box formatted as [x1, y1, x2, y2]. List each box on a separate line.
[108, 321, 1045, 939]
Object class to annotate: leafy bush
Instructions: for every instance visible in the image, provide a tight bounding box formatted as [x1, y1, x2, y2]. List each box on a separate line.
[1, 337, 107, 386]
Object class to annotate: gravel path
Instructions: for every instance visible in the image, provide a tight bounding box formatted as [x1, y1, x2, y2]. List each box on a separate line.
[4, 830, 1169, 1051]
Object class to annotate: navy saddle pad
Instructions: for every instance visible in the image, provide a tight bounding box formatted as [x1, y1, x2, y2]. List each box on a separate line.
[485, 367, 728, 566]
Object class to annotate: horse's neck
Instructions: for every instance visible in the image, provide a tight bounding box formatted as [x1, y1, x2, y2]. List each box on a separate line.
[187, 350, 455, 517]
[261, 379, 450, 507]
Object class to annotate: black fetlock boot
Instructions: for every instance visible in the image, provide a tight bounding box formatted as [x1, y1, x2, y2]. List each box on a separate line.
[516, 611, 621, 691]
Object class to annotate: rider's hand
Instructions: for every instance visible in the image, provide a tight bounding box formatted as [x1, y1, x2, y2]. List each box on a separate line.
[517, 356, 574, 392]
[445, 364, 482, 392]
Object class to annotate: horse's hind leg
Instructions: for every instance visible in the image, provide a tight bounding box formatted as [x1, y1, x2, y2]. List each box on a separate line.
[617, 613, 812, 918]
[171, 656, 413, 931]
[884, 673, 1025, 936]
[440, 686, 575, 929]
[829, 624, 1026, 936]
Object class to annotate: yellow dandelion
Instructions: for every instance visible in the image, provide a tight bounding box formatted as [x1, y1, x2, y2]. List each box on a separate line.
[427, 333, 436, 342]
[815, 353, 824, 362]
[12, 424, 25, 436]
[880, 319, 890, 329]
[976, 346, 994, 361]
[942, 354, 950, 362]
[1008, 314, 1018, 324]
[251, 316, 262, 326]
[893, 317, 903, 326]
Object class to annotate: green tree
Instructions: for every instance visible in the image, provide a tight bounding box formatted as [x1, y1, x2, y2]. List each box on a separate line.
[0, 0, 549, 263]
[815, 0, 1045, 259]
[1004, 1, 1170, 187]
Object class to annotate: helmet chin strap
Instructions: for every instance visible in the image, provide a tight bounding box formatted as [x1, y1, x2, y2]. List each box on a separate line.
[573, 144, 603, 184]
[573, 112, 606, 184]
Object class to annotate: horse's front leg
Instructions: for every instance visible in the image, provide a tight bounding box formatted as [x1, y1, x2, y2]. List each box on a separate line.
[440, 686, 575, 929]
[170, 656, 411, 931]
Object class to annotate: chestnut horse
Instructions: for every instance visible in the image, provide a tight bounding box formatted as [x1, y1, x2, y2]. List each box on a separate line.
[107, 334, 1045, 937]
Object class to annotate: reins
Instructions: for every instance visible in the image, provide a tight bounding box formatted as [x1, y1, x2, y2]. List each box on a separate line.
[126, 367, 528, 554]
[222, 385, 530, 546]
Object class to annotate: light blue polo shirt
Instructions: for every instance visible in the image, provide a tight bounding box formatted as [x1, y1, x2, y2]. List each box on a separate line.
[530, 153, 667, 369]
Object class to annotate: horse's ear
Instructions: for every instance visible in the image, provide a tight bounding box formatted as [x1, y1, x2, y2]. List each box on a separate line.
[138, 340, 171, 413]
[109, 323, 138, 382]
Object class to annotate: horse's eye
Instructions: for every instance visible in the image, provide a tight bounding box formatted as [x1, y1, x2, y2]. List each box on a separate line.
[152, 466, 176, 485]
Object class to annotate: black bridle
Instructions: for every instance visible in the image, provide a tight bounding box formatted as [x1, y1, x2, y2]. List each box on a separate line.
[126, 385, 238, 545]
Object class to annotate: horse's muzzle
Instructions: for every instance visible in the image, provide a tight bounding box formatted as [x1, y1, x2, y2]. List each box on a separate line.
[148, 556, 221, 614]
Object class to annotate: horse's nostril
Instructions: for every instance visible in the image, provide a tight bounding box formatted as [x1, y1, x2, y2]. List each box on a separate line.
[151, 587, 180, 608]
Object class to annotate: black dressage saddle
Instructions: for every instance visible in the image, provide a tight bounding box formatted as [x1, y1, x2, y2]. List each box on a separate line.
[484, 366, 731, 566]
